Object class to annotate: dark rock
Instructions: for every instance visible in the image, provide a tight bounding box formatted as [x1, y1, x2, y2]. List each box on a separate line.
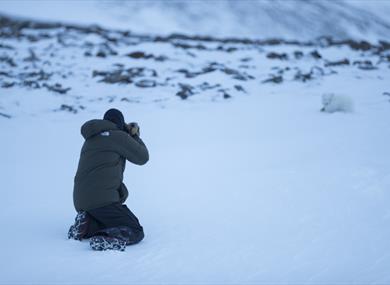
[0, 112, 11, 119]
[1, 82, 16, 88]
[222, 66, 239, 75]
[186, 51, 197, 58]
[107, 96, 115, 103]
[217, 46, 238, 52]
[23, 80, 40, 88]
[54, 104, 86, 114]
[223, 66, 253, 80]
[135, 79, 157, 88]
[294, 66, 324, 82]
[127, 51, 153, 59]
[21, 70, 52, 81]
[92, 70, 108, 77]
[121, 97, 140, 103]
[93, 67, 157, 85]
[262, 75, 283, 84]
[25, 34, 42, 42]
[177, 67, 215, 78]
[353, 60, 377, 70]
[177, 63, 253, 81]
[43, 83, 71, 94]
[0, 56, 17, 67]
[266, 52, 288, 60]
[240, 57, 252, 62]
[0, 43, 14, 50]
[84, 51, 92, 57]
[324, 58, 350, 67]
[317, 37, 374, 51]
[226, 47, 238, 53]
[378, 41, 390, 52]
[98, 71, 132, 84]
[262, 39, 284, 45]
[294, 51, 304, 59]
[198, 82, 221, 91]
[234, 85, 247, 93]
[294, 71, 312, 82]
[310, 50, 322, 59]
[83, 41, 94, 48]
[133, 68, 154, 79]
[28, 20, 60, 30]
[126, 67, 157, 77]
[59, 104, 77, 113]
[0, 71, 11, 77]
[224, 67, 242, 78]
[270, 67, 282, 74]
[383, 92, 390, 96]
[172, 42, 207, 50]
[154, 55, 168, 62]
[96, 50, 106, 58]
[126, 51, 168, 61]
[220, 90, 231, 99]
[176, 83, 194, 99]
[343, 40, 372, 51]
[163, 34, 309, 47]
[311, 66, 325, 76]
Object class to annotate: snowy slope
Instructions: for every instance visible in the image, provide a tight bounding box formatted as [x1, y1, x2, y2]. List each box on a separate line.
[0, 8, 390, 285]
[1, 15, 389, 117]
[1, 0, 390, 41]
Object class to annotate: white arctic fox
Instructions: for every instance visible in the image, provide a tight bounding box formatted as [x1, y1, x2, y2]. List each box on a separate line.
[321, 93, 354, 113]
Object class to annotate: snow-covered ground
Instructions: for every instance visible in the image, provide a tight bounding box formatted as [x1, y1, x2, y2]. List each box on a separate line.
[1, 3, 390, 284]
[2, 79, 390, 283]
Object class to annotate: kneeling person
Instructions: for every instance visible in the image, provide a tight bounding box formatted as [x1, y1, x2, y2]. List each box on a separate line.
[68, 108, 149, 251]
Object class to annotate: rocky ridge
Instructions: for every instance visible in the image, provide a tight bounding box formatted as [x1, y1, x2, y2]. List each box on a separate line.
[0, 15, 389, 117]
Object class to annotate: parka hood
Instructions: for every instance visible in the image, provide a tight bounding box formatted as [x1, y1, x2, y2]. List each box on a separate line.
[81, 119, 119, 139]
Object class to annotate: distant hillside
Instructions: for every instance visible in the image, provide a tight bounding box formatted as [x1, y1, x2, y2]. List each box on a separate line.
[0, 0, 390, 41]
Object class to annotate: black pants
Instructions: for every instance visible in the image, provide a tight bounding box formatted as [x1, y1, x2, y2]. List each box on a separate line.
[85, 203, 144, 245]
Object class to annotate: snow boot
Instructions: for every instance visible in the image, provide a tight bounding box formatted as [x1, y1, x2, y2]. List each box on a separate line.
[89, 235, 126, 251]
[68, 211, 90, 240]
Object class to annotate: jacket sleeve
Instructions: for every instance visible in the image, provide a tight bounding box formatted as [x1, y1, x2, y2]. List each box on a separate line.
[111, 131, 149, 165]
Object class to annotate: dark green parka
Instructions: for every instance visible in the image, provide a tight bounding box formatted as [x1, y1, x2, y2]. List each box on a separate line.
[73, 119, 149, 211]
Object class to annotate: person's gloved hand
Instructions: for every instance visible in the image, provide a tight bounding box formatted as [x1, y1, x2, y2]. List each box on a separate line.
[127, 122, 140, 136]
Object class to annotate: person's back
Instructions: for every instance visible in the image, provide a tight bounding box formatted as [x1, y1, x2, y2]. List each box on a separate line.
[69, 109, 149, 251]
[73, 119, 148, 211]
